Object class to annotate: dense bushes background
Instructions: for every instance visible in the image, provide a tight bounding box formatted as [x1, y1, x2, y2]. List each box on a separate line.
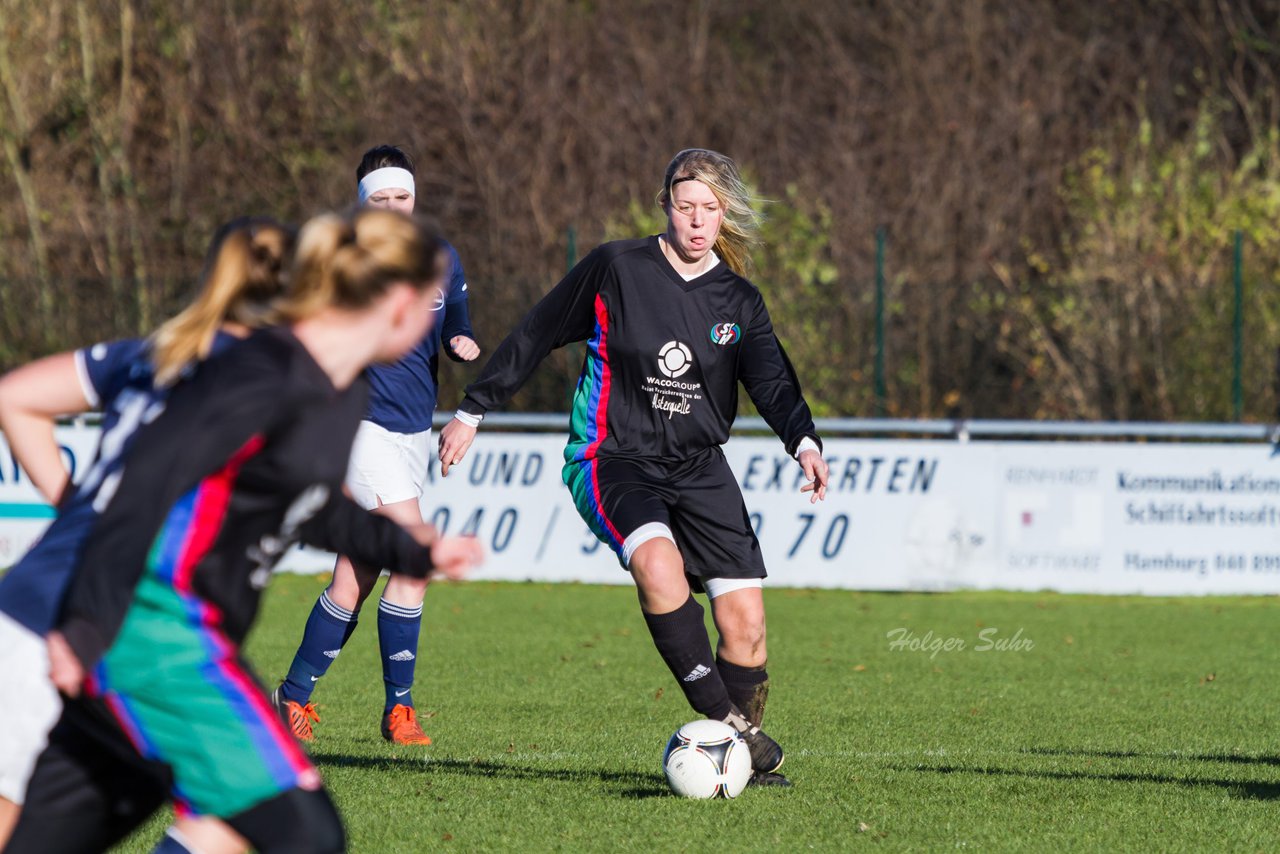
[1, 0, 1278, 420]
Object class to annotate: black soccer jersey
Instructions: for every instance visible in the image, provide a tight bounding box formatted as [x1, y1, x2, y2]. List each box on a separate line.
[58, 327, 435, 669]
[460, 236, 821, 463]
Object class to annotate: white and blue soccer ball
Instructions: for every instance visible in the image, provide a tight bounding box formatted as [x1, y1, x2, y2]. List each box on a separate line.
[662, 719, 753, 799]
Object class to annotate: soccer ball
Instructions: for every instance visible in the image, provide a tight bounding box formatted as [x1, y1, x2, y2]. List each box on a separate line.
[662, 719, 753, 799]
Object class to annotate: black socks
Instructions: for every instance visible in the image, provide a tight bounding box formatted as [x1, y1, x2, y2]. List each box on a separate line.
[717, 654, 770, 726]
[642, 596, 734, 720]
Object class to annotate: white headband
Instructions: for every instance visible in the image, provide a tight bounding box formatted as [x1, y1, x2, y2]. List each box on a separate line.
[357, 167, 416, 204]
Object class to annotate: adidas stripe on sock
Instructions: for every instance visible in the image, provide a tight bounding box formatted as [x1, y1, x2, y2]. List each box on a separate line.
[642, 596, 733, 720]
[378, 597, 423, 712]
[280, 589, 358, 704]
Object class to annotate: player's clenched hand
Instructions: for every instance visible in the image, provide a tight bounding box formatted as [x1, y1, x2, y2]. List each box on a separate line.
[798, 449, 829, 504]
[438, 418, 477, 477]
[450, 335, 481, 361]
[429, 535, 485, 581]
[46, 630, 85, 697]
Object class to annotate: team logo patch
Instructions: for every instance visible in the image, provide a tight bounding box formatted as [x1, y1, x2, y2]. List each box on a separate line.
[658, 341, 694, 378]
[710, 322, 741, 346]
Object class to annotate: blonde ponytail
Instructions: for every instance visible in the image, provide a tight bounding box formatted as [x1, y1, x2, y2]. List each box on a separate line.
[278, 209, 441, 321]
[656, 148, 763, 276]
[151, 219, 293, 386]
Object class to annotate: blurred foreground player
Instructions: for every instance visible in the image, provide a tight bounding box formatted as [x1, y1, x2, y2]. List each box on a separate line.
[438, 148, 829, 787]
[0, 217, 293, 853]
[7, 209, 483, 854]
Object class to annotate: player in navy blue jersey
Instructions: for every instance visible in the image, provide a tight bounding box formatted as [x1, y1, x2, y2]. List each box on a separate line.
[0, 218, 292, 852]
[439, 149, 831, 786]
[275, 145, 481, 745]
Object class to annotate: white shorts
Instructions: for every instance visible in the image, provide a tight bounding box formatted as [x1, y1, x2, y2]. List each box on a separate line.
[345, 421, 432, 510]
[0, 612, 62, 804]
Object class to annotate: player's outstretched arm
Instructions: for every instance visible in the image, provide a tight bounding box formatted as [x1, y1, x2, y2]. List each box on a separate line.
[452, 247, 611, 429]
[738, 292, 823, 459]
[303, 494, 484, 579]
[0, 352, 92, 503]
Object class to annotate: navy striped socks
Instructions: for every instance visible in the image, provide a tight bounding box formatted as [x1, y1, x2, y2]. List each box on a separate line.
[378, 597, 423, 712]
[281, 589, 358, 704]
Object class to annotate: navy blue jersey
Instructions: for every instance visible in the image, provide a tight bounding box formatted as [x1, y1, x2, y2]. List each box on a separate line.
[365, 240, 473, 433]
[0, 333, 233, 635]
[75, 338, 152, 408]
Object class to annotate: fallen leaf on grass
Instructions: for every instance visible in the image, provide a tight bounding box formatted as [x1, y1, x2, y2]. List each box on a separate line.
[853, 664, 867, 672]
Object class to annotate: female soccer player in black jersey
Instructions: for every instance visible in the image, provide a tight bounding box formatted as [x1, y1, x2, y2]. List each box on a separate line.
[8, 209, 483, 854]
[0, 217, 292, 853]
[438, 148, 830, 786]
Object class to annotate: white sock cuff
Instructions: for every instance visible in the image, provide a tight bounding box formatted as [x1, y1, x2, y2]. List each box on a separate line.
[379, 597, 423, 619]
[319, 589, 357, 622]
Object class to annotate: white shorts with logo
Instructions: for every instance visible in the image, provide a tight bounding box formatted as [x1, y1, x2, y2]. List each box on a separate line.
[345, 420, 433, 510]
[0, 611, 62, 804]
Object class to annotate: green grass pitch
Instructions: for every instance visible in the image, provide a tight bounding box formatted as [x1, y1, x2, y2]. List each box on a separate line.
[114, 575, 1280, 852]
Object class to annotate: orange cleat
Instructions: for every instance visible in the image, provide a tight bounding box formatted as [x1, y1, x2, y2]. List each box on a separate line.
[271, 686, 320, 742]
[382, 704, 432, 745]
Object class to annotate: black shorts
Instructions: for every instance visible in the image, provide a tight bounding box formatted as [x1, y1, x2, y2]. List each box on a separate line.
[6, 696, 173, 853]
[9, 696, 345, 854]
[563, 446, 766, 582]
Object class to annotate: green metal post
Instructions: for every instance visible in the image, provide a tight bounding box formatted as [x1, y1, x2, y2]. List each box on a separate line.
[1233, 229, 1244, 421]
[874, 227, 887, 417]
[567, 225, 578, 274]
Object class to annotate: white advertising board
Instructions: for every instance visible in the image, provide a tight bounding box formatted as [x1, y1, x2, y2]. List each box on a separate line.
[5, 427, 1280, 596]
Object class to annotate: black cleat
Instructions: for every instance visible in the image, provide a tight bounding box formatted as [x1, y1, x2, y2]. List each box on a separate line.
[747, 771, 793, 788]
[722, 706, 785, 774]
[739, 727, 785, 774]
